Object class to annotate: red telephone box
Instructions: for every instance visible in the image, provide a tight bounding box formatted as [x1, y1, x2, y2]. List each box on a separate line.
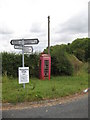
[39, 53, 51, 80]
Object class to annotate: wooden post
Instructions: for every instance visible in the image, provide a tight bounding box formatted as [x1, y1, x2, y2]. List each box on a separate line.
[48, 16, 50, 55]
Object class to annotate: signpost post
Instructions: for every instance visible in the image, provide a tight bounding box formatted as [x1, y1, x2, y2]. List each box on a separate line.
[10, 38, 39, 88]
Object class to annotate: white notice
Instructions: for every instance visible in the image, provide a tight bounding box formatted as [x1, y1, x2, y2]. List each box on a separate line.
[18, 67, 29, 84]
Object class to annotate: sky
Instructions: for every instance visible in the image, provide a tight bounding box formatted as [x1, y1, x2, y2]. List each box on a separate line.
[0, 0, 89, 53]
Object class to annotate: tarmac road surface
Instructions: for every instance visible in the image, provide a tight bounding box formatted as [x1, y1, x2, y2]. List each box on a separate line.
[2, 94, 88, 118]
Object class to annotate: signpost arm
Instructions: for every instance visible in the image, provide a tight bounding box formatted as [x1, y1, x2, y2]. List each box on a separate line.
[22, 39, 25, 89]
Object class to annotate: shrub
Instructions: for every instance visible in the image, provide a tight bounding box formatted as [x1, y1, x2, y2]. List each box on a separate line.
[51, 47, 73, 76]
[2, 52, 39, 78]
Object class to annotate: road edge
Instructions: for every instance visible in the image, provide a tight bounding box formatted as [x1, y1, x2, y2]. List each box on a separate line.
[2, 91, 88, 111]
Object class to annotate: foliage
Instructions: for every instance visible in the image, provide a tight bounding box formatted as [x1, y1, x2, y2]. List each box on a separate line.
[1, 37, 89, 77]
[44, 38, 89, 76]
[2, 52, 39, 78]
[51, 48, 73, 76]
[24, 53, 40, 77]
[44, 45, 73, 76]
[69, 38, 89, 62]
[67, 54, 83, 75]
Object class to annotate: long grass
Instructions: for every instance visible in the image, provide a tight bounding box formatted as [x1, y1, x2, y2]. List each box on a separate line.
[2, 70, 88, 103]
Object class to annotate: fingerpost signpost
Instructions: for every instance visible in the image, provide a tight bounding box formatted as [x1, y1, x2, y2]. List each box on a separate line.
[10, 38, 39, 88]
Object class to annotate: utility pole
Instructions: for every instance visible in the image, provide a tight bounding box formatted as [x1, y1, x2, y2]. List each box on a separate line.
[48, 16, 50, 55]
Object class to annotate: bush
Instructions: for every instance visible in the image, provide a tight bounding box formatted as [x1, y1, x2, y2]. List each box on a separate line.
[2, 52, 20, 77]
[2, 52, 39, 78]
[51, 47, 73, 76]
[69, 38, 88, 62]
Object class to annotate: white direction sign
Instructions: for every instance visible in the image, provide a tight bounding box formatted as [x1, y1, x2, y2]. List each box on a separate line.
[18, 67, 29, 84]
[14, 45, 33, 53]
[14, 45, 22, 49]
[24, 39, 39, 45]
[11, 40, 22, 45]
[24, 46, 33, 53]
[10, 38, 39, 45]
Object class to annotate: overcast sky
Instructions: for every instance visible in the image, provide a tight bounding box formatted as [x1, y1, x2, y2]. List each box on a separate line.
[0, 0, 88, 53]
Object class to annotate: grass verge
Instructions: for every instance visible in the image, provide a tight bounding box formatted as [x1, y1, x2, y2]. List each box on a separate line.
[2, 71, 88, 104]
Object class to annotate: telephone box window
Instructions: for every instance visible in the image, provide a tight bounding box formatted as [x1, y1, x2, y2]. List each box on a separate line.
[44, 60, 49, 77]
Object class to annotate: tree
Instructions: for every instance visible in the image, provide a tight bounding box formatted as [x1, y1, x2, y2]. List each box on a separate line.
[69, 38, 88, 61]
[73, 48, 85, 62]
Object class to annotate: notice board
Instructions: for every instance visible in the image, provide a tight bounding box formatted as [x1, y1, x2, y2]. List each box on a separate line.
[18, 67, 29, 84]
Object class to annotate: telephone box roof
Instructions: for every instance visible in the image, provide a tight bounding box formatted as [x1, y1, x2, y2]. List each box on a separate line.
[40, 53, 51, 57]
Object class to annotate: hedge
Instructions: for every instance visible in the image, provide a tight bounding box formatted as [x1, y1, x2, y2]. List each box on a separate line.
[1, 50, 73, 78]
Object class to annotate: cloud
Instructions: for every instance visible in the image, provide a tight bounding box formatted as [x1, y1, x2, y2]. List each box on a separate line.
[51, 11, 88, 46]
[56, 11, 88, 34]
[30, 22, 46, 36]
[0, 23, 13, 35]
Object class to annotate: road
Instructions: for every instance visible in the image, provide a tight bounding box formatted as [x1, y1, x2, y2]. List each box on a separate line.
[2, 94, 88, 118]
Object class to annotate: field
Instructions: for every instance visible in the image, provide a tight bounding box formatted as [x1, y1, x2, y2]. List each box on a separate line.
[2, 67, 88, 104]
